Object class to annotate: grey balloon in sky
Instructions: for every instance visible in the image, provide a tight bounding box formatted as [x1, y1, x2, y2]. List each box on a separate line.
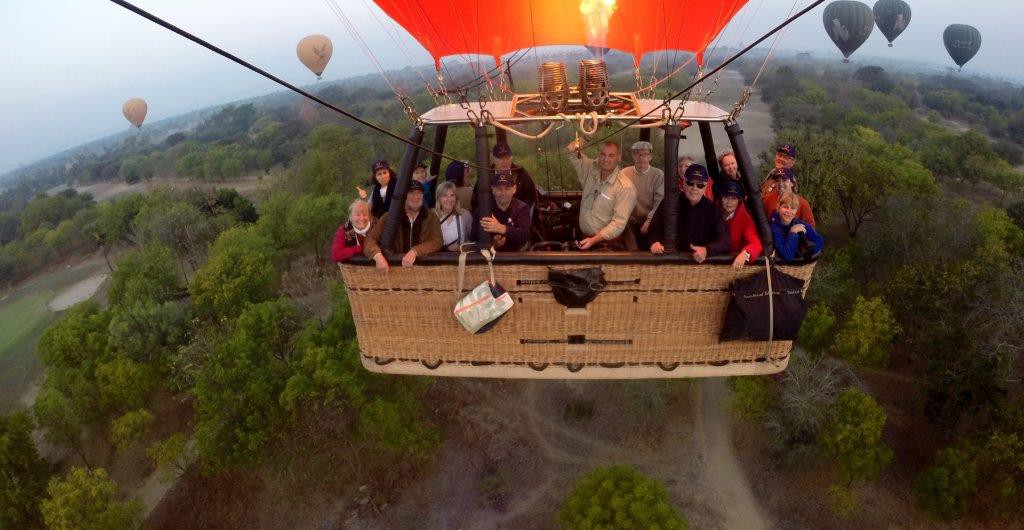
[0, 0, 1017, 175]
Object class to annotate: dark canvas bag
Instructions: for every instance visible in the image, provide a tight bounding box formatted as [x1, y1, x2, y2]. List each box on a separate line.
[547, 267, 606, 308]
[720, 266, 807, 342]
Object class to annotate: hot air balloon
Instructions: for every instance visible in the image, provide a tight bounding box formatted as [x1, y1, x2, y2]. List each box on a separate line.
[296, 34, 333, 79]
[943, 24, 982, 72]
[822, 1, 874, 62]
[872, 0, 911, 47]
[122, 98, 147, 128]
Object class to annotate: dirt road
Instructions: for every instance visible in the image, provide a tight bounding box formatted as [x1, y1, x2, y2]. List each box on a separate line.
[696, 378, 771, 530]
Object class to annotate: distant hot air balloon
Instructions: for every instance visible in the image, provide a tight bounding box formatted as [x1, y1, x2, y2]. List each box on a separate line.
[822, 1, 874, 62]
[122, 98, 147, 128]
[872, 0, 911, 47]
[296, 34, 333, 79]
[943, 24, 982, 72]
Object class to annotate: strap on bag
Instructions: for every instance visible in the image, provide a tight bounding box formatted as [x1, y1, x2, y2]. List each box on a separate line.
[456, 245, 496, 295]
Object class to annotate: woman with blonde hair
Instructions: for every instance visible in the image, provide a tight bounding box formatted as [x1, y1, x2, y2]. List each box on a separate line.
[770, 191, 824, 261]
[434, 180, 472, 252]
[331, 199, 377, 263]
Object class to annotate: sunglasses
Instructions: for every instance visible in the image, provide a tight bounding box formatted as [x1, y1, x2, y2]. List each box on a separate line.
[682, 180, 706, 189]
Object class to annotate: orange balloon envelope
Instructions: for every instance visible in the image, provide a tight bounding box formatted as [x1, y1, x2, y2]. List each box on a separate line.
[122, 98, 148, 128]
[371, 0, 748, 68]
[297, 34, 333, 78]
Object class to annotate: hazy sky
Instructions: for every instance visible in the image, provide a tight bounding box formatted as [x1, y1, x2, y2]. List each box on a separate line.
[0, 0, 1019, 174]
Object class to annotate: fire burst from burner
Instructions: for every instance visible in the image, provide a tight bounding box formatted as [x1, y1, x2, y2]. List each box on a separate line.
[579, 0, 617, 52]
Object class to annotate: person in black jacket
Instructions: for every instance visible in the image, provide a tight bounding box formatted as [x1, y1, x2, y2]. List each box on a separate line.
[649, 164, 730, 262]
[471, 170, 531, 251]
[472, 143, 539, 210]
[366, 159, 395, 218]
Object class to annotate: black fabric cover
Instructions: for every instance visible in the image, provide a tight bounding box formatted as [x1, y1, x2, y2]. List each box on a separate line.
[720, 267, 807, 342]
[548, 267, 606, 308]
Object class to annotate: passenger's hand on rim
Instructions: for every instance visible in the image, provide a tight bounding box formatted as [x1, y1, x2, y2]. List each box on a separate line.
[650, 241, 665, 254]
[641, 219, 652, 234]
[690, 244, 707, 263]
[373, 253, 389, 273]
[732, 253, 747, 270]
[576, 236, 598, 250]
[401, 249, 417, 267]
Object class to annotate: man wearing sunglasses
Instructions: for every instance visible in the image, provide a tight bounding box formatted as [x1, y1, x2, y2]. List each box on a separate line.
[648, 164, 730, 263]
[760, 143, 798, 195]
[566, 139, 638, 250]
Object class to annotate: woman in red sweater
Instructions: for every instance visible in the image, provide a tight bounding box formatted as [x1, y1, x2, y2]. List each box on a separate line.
[331, 200, 376, 264]
[718, 180, 763, 270]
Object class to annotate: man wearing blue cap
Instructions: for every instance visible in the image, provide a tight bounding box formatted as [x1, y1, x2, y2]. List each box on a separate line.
[761, 143, 798, 195]
[648, 164, 730, 262]
[565, 139, 638, 250]
[471, 170, 531, 252]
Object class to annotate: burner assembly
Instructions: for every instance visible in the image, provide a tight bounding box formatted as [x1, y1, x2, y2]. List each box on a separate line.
[513, 59, 637, 118]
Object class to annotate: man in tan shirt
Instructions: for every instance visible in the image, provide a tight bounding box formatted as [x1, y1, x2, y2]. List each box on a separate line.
[565, 140, 637, 250]
[618, 140, 664, 247]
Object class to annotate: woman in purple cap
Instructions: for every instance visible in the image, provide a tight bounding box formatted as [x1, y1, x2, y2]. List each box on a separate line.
[717, 180, 762, 270]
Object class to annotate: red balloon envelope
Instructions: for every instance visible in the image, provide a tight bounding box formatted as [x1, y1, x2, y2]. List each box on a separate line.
[372, 0, 749, 68]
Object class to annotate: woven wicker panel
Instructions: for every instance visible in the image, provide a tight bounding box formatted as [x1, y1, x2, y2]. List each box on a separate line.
[342, 261, 815, 372]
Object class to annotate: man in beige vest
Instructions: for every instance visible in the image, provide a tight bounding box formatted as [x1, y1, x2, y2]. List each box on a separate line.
[565, 139, 638, 250]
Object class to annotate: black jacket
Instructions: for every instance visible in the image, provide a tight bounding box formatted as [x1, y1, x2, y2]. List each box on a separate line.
[369, 182, 394, 218]
[471, 198, 531, 251]
[651, 196, 731, 255]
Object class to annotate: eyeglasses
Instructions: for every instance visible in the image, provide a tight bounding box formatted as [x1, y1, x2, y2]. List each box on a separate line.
[684, 180, 706, 189]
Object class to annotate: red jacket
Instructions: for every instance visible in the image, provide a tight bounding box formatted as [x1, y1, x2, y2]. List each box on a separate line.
[331, 219, 375, 262]
[724, 204, 763, 260]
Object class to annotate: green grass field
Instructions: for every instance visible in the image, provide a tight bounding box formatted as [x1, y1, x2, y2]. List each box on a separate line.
[0, 259, 106, 411]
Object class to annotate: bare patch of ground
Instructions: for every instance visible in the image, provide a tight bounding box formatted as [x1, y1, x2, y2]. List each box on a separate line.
[48, 173, 265, 203]
[46, 273, 107, 311]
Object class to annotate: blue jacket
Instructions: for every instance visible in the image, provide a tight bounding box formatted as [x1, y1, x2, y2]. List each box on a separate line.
[770, 211, 824, 261]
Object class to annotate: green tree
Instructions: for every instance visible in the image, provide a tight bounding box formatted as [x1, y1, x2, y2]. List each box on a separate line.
[915, 447, 976, 521]
[189, 225, 279, 321]
[0, 412, 50, 529]
[40, 467, 143, 530]
[728, 376, 774, 421]
[132, 197, 216, 276]
[832, 296, 900, 368]
[107, 301, 187, 365]
[94, 359, 158, 412]
[798, 304, 836, 356]
[558, 465, 688, 530]
[192, 299, 301, 470]
[147, 433, 193, 482]
[107, 244, 182, 307]
[286, 194, 344, 265]
[89, 194, 144, 271]
[109, 409, 155, 453]
[32, 388, 90, 466]
[819, 389, 893, 485]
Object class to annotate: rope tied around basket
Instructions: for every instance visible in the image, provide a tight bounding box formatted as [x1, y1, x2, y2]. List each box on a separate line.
[764, 256, 778, 366]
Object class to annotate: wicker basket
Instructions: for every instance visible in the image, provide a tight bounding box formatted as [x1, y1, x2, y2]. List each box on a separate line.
[341, 260, 815, 379]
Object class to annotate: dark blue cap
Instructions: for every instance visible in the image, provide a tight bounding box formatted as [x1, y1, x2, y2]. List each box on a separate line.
[776, 143, 797, 158]
[683, 163, 709, 182]
[407, 180, 425, 192]
[371, 159, 390, 173]
[414, 161, 428, 169]
[492, 143, 513, 158]
[444, 160, 465, 181]
[769, 167, 795, 181]
[721, 180, 745, 197]
[491, 170, 516, 187]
